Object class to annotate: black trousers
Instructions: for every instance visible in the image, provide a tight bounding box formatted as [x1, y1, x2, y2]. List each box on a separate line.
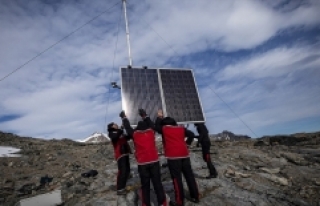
[201, 141, 217, 176]
[138, 161, 166, 206]
[117, 155, 130, 191]
[167, 158, 199, 206]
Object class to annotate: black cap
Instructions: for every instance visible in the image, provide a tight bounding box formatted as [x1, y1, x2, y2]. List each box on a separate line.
[119, 111, 126, 118]
[107, 122, 114, 131]
[138, 109, 146, 117]
[161, 117, 177, 126]
[136, 121, 149, 130]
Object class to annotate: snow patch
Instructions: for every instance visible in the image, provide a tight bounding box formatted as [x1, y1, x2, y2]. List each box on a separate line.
[0, 146, 21, 157]
[78, 132, 110, 143]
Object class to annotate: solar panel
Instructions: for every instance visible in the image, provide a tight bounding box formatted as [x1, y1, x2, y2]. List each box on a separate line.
[120, 67, 205, 125]
[121, 67, 162, 125]
[159, 69, 205, 123]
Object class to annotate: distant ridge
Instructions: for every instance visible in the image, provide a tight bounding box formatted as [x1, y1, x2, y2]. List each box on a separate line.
[210, 130, 251, 141]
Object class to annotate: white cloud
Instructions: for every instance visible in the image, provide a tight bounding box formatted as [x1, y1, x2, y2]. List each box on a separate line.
[0, 0, 319, 139]
[0, 77, 123, 138]
[217, 46, 320, 80]
[128, 0, 320, 54]
[199, 45, 320, 136]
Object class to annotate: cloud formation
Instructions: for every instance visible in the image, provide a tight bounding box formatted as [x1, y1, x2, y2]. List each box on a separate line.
[0, 0, 319, 139]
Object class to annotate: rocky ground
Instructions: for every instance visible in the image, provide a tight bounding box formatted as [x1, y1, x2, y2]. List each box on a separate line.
[1, 131, 320, 206]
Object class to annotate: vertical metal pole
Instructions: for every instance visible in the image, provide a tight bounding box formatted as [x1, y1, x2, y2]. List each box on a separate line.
[122, 0, 133, 66]
[157, 69, 167, 117]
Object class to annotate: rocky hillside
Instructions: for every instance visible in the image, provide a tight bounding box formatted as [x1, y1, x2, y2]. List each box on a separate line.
[1, 131, 320, 206]
[210, 130, 251, 141]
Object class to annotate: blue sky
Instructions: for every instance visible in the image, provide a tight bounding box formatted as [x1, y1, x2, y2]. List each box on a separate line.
[0, 0, 319, 139]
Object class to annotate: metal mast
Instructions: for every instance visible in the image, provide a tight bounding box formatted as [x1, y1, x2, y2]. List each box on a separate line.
[122, 0, 133, 66]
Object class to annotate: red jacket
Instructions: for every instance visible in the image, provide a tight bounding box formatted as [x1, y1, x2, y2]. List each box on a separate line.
[111, 136, 130, 161]
[162, 125, 189, 159]
[133, 129, 159, 165]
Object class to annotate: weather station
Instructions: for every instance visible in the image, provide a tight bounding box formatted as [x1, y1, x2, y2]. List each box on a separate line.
[115, 0, 205, 126]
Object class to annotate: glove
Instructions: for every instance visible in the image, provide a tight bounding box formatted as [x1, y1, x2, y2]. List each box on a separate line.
[138, 109, 147, 117]
[157, 109, 163, 118]
[119, 110, 126, 118]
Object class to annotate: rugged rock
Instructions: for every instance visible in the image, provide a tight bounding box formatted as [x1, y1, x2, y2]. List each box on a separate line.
[210, 130, 251, 141]
[1, 130, 320, 206]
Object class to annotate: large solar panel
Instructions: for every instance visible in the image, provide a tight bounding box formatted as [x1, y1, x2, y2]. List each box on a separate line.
[121, 67, 162, 125]
[159, 69, 204, 123]
[120, 67, 205, 125]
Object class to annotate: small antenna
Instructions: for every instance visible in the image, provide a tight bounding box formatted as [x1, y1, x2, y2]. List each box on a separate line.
[122, 0, 133, 66]
[111, 82, 121, 89]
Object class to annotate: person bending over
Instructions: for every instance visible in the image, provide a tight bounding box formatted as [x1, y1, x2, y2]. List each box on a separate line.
[194, 123, 218, 179]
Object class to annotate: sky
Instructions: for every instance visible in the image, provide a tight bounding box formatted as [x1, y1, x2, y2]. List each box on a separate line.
[0, 0, 320, 139]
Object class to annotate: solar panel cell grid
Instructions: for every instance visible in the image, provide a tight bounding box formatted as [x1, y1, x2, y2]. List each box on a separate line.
[121, 68, 162, 125]
[120, 67, 205, 125]
[159, 69, 204, 123]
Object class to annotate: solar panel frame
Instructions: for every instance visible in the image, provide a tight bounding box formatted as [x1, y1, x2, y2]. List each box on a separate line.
[158, 68, 206, 124]
[119, 67, 206, 126]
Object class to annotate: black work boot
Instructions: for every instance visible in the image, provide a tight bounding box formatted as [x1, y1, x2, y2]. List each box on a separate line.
[117, 189, 127, 195]
[186, 196, 200, 203]
[169, 201, 183, 206]
[206, 174, 217, 179]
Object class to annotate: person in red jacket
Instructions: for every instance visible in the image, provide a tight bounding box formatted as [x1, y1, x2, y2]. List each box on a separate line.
[107, 122, 131, 195]
[120, 110, 168, 206]
[155, 110, 200, 206]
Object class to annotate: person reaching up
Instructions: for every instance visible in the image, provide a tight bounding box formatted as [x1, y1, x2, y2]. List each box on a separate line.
[120, 110, 168, 206]
[107, 122, 131, 195]
[154, 109, 200, 206]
